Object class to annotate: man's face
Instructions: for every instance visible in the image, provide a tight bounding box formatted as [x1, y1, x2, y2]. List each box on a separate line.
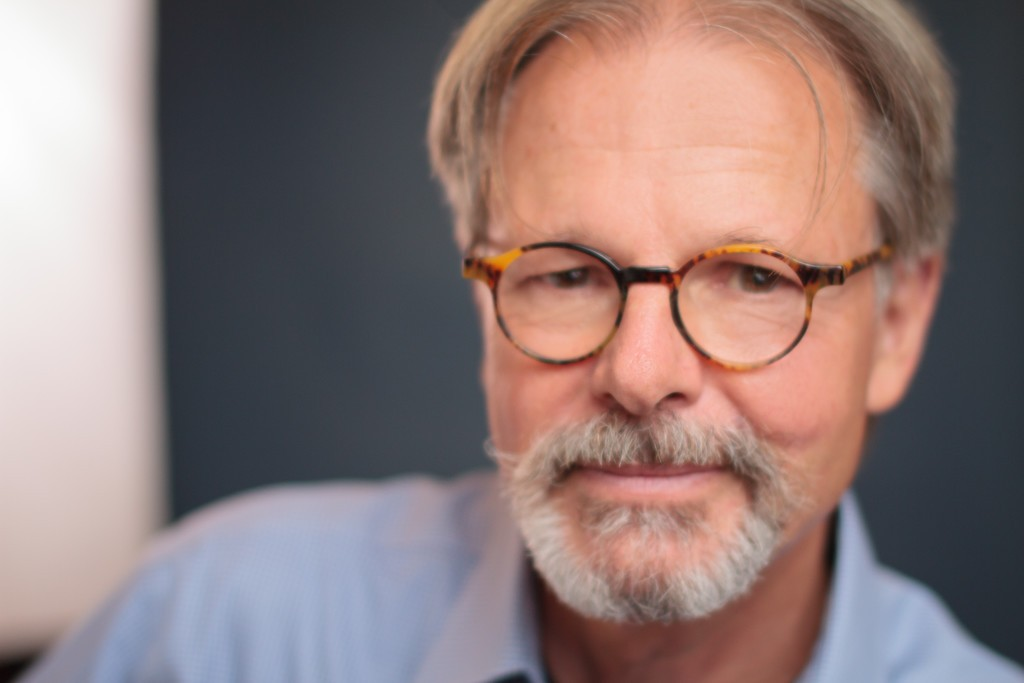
[476, 29, 916, 621]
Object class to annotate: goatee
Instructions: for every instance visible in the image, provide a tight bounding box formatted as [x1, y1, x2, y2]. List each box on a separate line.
[489, 412, 804, 623]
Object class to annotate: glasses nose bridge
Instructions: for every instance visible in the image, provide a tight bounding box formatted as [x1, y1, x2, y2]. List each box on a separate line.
[620, 265, 677, 290]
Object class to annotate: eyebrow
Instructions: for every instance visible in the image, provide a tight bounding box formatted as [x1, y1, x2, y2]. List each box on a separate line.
[715, 226, 780, 247]
[482, 224, 788, 257]
[481, 225, 591, 252]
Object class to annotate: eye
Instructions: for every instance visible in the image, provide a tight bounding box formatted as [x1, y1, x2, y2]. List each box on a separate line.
[735, 265, 782, 293]
[543, 267, 592, 288]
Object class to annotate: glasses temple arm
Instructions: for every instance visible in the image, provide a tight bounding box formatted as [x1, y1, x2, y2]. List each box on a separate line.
[844, 243, 893, 277]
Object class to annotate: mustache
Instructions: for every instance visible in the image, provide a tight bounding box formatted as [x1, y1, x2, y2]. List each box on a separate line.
[488, 412, 782, 488]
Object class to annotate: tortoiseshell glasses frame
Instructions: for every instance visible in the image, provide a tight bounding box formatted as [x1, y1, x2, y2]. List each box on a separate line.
[463, 241, 893, 371]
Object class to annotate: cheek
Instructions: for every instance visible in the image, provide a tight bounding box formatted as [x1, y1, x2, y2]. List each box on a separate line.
[482, 331, 595, 454]
[726, 307, 879, 500]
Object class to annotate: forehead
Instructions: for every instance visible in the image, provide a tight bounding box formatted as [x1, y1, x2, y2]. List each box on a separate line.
[492, 24, 873, 260]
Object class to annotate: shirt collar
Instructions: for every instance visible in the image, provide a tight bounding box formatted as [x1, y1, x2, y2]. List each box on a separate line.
[796, 493, 887, 683]
[413, 477, 544, 683]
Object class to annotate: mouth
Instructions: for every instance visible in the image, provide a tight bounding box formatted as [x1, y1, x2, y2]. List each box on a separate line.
[566, 463, 730, 501]
[585, 463, 724, 477]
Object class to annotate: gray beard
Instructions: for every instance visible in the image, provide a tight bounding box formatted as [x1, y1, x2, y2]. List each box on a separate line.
[489, 412, 804, 623]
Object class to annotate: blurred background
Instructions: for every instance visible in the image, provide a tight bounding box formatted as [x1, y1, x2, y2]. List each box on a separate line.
[1, 0, 1021, 678]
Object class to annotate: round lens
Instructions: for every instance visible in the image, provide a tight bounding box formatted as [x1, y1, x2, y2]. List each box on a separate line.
[676, 250, 808, 366]
[495, 246, 621, 362]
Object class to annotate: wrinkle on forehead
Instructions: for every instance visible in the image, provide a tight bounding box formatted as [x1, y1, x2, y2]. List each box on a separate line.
[490, 15, 872, 256]
[505, 33, 843, 168]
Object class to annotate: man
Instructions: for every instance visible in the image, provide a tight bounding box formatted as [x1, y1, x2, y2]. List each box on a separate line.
[22, 0, 1024, 681]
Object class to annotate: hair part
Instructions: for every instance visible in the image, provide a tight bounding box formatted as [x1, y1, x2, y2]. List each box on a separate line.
[427, 0, 955, 260]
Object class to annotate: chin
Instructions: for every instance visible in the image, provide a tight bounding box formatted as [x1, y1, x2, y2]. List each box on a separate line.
[520, 490, 784, 623]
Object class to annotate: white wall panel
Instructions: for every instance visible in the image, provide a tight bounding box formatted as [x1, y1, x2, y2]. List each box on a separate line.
[0, 0, 163, 657]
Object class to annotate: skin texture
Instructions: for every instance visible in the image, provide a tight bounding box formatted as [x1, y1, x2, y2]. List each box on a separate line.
[471, 20, 943, 683]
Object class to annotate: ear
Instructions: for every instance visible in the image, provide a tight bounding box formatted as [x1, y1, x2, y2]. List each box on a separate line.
[866, 253, 944, 414]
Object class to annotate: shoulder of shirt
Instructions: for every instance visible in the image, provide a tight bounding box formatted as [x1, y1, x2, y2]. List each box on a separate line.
[871, 564, 1024, 682]
[22, 472, 509, 682]
[143, 470, 502, 568]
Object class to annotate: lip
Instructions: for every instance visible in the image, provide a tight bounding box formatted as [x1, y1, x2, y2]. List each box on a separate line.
[567, 463, 728, 499]
[585, 463, 723, 477]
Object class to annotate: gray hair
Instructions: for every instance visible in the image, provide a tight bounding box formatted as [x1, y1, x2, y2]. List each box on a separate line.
[427, 0, 955, 259]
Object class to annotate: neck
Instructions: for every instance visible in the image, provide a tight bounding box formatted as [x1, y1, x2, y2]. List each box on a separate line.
[540, 512, 834, 683]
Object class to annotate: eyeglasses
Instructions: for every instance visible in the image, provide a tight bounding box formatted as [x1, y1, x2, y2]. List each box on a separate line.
[463, 241, 892, 370]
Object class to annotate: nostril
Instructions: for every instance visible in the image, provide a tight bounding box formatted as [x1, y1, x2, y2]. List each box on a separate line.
[656, 391, 693, 411]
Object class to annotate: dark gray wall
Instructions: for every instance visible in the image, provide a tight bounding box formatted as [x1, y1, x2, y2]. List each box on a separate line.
[158, 0, 1023, 665]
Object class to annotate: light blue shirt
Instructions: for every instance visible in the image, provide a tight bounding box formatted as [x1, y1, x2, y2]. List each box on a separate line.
[22, 472, 1023, 682]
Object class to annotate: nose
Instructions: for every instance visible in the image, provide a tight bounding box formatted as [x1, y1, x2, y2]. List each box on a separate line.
[589, 282, 705, 416]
